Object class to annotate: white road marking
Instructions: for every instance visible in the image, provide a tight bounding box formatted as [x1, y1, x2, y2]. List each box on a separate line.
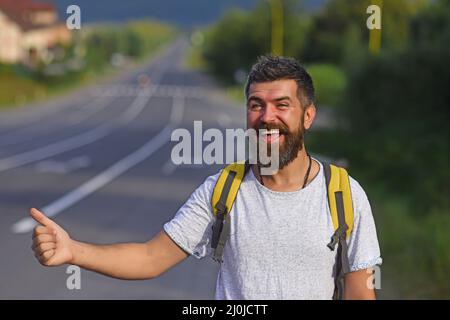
[0, 89, 155, 173]
[34, 156, 91, 174]
[0, 95, 94, 134]
[66, 96, 115, 125]
[93, 84, 209, 99]
[0, 45, 174, 173]
[0, 96, 114, 148]
[11, 96, 185, 234]
[0, 124, 111, 172]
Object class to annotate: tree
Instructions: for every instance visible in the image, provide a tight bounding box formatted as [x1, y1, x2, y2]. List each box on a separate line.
[202, 0, 308, 84]
[340, 30, 450, 212]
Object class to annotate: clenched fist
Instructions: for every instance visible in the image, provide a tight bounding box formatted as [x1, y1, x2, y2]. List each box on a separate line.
[31, 208, 74, 266]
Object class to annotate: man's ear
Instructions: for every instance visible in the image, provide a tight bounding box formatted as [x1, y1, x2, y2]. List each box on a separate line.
[303, 104, 316, 130]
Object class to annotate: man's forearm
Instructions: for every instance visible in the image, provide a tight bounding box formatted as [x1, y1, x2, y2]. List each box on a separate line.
[31, 208, 188, 277]
[69, 240, 156, 280]
[344, 269, 377, 300]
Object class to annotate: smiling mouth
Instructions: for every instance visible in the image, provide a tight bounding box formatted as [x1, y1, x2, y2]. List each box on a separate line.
[259, 129, 283, 143]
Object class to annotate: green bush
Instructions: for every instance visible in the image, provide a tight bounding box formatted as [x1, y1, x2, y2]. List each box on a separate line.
[340, 45, 450, 213]
[305, 64, 347, 107]
[202, 1, 309, 85]
[372, 191, 450, 299]
[202, 9, 269, 84]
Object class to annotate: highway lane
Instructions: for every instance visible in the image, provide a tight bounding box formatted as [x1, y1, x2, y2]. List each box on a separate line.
[0, 96, 131, 158]
[0, 95, 115, 150]
[0, 43, 176, 161]
[0, 38, 245, 299]
[0, 94, 95, 135]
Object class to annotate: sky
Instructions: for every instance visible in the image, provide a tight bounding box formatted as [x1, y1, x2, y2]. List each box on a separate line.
[50, 0, 327, 27]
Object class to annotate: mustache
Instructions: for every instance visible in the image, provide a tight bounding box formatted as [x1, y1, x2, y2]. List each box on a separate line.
[255, 123, 290, 135]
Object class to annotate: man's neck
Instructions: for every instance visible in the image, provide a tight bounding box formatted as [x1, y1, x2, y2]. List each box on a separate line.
[252, 148, 320, 192]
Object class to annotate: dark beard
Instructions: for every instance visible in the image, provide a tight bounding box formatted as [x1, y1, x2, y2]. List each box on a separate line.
[256, 116, 305, 170]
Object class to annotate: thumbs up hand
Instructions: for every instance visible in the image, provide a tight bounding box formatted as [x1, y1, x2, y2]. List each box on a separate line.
[30, 208, 74, 266]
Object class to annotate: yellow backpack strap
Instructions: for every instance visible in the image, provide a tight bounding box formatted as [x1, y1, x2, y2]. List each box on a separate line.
[211, 161, 249, 262]
[323, 162, 354, 300]
[324, 164, 354, 240]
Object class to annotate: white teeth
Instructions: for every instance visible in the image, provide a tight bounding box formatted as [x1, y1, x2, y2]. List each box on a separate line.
[260, 129, 280, 135]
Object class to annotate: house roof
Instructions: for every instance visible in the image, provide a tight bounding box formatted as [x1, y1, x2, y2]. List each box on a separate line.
[0, 0, 54, 11]
[0, 0, 58, 31]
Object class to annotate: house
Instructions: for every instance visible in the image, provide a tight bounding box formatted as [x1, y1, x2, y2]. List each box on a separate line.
[0, 0, 71, 64]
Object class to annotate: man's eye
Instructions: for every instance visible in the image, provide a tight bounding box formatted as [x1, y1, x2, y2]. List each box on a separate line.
[249, 104, 261, 110]
[277, 104, 288, 108]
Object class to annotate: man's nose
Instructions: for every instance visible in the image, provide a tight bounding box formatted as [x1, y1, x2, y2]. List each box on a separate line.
[261, 104, 277, 123]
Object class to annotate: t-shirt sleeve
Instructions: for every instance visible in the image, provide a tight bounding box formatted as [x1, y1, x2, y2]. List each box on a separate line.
[163, 172, 220, 259]
[346, 177, 383, 272]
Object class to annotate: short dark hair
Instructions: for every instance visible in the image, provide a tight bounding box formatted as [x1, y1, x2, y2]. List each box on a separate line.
[244, 55, 315, 107]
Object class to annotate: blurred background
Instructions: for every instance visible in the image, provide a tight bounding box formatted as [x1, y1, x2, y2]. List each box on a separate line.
[0, 0, 448, 299]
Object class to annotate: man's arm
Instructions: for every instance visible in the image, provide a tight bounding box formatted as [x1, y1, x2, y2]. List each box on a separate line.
[30, 208, 188, 280]
[344, 268, 376, 300]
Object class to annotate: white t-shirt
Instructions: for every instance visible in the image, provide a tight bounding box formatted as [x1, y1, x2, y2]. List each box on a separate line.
[164, 161, 382, 299]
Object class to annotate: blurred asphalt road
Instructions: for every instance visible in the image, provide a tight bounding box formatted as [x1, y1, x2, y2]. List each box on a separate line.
[0, 38, 246, 299]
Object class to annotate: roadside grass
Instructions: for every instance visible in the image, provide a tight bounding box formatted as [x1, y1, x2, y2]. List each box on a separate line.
[0, 74, 47, 110]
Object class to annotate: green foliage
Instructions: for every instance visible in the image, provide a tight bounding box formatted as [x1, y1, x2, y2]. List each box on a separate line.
[202, 8, 270, 84]
[409, 0, 450, 47]
[302, 0, 428, 64]
[305, 0, 450, 298]
[305, 64, 347, 107]
[373, 191, 450, 299]
[340, 45, 450, 213]
[126, 20, 177, 59]
[301, 0, 367, 64]
[202, 1, 311, 85]
[346, 0, 450, 210]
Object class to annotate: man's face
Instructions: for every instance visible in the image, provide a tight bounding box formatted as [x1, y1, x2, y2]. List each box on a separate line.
[246, 79, 307, 169]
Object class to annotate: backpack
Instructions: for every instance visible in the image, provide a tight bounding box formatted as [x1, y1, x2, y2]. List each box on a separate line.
[210, 161, 354, 300]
